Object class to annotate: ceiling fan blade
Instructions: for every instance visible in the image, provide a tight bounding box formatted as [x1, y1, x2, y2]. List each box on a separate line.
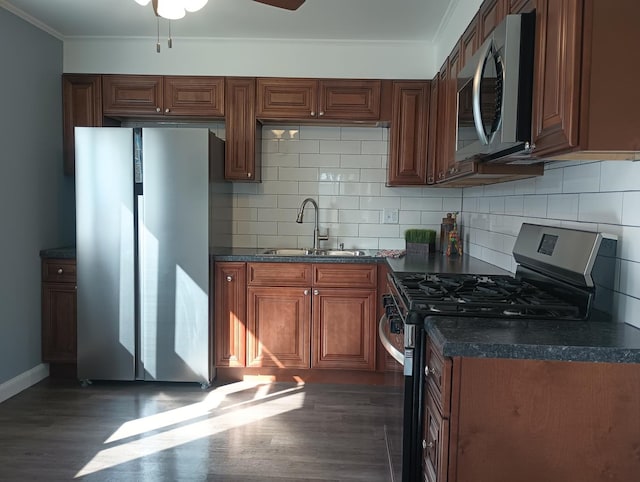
[253, 0, 305, 11]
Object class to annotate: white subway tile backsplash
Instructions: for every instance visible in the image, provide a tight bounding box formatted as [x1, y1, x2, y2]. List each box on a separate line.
[622, 192, 640, 227]
[535, 167, 563, 194]
[236, 194, 276, 208]
[523, 195, 547, 218]
[300, 153, 340, 167]
[299, 125, 341, 140]
[320, 195, 360, 210]
[578, 192, 623, 224]
[443, 197, 463, 212]
[360, 168, 387, 183]
[319, 168, 360, 182]
[401, 197, 443, 211]
[319, 140, 362, 154]
[618, 226, 640, 263]
[341, 154, 384, 168]
[399, 211, 422, 224]
[341, 127, 383, 141]
[339, 209, 381, 224]
[340, 182, 381, 196]
[562, 162, 601, 193]
[619, 260, 640, 301]
[359, 224, 400, 238]
[489, 197, 505, 214]
[278, 139, 320, 154]
[262, 153, 300, 167]
[547, 194, 579, 220]
[359, 196, 401, 210]
[260, 180, 300, 195]
[600, 161, 640, 192]
[504, 196, 524, 215]
[278, 167, 319, 182]
[361, 140, 389, 155]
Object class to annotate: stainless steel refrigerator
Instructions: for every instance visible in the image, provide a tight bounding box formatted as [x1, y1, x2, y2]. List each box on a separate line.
[75, 127, 215, 386]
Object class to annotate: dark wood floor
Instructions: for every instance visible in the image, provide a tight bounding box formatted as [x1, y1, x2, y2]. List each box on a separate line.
[0, 378, 403, 481]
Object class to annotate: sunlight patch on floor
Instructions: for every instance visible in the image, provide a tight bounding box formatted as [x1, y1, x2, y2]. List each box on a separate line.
[75, 382, 305, 478]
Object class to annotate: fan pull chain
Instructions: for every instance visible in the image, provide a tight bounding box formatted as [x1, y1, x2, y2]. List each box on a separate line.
[156, 16, 161, 53]
[168, 21, 173, 48]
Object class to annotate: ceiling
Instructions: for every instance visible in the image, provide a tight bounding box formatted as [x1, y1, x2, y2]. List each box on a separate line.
[1, 0, 455, 43]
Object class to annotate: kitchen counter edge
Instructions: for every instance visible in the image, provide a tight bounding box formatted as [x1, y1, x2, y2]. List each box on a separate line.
[426, 317, 640, 364]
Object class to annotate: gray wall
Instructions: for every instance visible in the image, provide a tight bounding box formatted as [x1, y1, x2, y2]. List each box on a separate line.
[0, 9, 70, 384]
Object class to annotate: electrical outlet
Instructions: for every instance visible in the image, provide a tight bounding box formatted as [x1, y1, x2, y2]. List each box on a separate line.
[383, 208, 399, 224]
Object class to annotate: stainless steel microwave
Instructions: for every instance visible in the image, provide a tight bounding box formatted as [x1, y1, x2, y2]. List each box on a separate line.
[455, 13, 535, 162]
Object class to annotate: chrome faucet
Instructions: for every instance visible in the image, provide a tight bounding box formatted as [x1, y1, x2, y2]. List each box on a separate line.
[296, 198, 329, 251]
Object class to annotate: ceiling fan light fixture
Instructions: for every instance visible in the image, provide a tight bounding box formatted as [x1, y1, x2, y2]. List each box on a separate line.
[134, 0, 151, 5]
[156, 0, 186, 20]
[183, 0, 209, 13]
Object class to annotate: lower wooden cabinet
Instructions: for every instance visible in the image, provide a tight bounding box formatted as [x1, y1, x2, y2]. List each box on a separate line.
[41, 259, 77, 363]
[423, 336, 640, 482]
[214, 261, 378, 371]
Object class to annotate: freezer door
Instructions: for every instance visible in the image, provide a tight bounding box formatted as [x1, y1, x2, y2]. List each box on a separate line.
[140, 128, 210, 383]
[76, 127, 136, 381]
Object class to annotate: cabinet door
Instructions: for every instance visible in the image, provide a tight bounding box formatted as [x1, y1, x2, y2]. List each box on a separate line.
[478, 0, 508, 43]
[426, 78, 439, 185]
[311, 288, 376, 370]
[42, 282, 76, 363]
[102, 75, 163, 116]
[423, 393, 449, 482]
[214, 262, 246, 367]
[225, 77, 261, 181]
[62, 74, 103, 176]
[319, 80, 381, 121]
[387, 81, 430, 186]
[256, 78, 317, 119]
[247, 286, 311, 368]
[460, 13, 480, 66]
[531, 0, 583, 157]
[436, 44, 462, 184]
[163, 76, 224, 117]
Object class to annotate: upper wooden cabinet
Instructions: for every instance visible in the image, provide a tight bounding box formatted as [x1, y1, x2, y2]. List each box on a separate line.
[532, 0, 640, 160]
[102, 75, 224, 117]
[256, 78, 382, 121]
[224, 77, 261, 181]
[62, 74, 103, 176]
[387, 81, 430, 186]
[478, 0, 508, 43]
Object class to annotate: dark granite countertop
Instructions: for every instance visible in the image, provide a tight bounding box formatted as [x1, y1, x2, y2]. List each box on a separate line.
[39, 246, 76, 259]
[425, 317, 640, 364]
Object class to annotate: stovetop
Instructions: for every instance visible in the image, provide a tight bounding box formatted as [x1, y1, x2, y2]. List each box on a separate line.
[390, 272, 585, 320]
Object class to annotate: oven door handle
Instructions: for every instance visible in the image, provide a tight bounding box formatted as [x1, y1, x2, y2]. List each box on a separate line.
[378, 315, 404, 366]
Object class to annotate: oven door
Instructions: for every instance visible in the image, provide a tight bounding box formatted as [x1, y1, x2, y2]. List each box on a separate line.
[379, 314, 424, 482]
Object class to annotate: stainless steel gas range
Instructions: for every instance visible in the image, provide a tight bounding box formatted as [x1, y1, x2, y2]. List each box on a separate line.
[379, 223, 618, 482]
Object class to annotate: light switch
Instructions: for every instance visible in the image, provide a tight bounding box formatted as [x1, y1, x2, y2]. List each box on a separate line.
[383, 208, 399, 224]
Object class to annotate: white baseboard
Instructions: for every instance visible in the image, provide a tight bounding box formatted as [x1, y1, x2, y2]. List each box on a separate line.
[0, 363, 49, 404]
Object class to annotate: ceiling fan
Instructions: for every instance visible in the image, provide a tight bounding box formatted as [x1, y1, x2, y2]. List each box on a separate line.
[253, 0, 305, 10]
[137, 0, 305, 21]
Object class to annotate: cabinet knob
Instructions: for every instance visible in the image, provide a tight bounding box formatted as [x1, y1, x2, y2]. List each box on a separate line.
[57, 268, 64, 275]
[313, 289, 319, 296]
[247, 172, 252, 178]
[303, 289, 309, 296]
[165, 108, 170, 113]
[226, 275, 233, 282]
[423, 439, 434, 449]
[318, 111, 324, 117]
[310, 111, 316, 117]
[156, 107, 161, 113]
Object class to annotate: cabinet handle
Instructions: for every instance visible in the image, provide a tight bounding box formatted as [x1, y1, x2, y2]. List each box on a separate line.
[165, 108, 170, 113]
[313, 289, 319, 296]
[226, 275, 233, 282]
[156, 107, 161, 113]
[310, 111, 316, 117]
[425, 365, 436, 377]
[423, 439, 434, 450]
[57, 268, 64, 275]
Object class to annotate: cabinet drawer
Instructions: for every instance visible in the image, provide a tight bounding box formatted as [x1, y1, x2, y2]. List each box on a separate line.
[247, 262, 312, 286]
[425, 337, 452, 417]
[313, 263, 377, 288]
[42, 259, 76, 283]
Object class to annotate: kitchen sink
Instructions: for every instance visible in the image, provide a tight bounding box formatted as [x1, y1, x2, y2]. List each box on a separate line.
[261, 248, 366, 256]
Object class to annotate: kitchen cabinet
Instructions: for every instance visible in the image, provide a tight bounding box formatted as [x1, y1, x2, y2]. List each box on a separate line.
[225, 77, 262, 181]
[387, 81, 430, 186]
[241, 262, 377, 370]
[435, 44, 461, 184]
[422, 336, 640, 482]
[102, 75, 224, 117]
[478, 0, 508, 43]
[311, 264, 377, 370]
[425, 79, 439, 185]
[459, 14, 479, 66]
[62, 74, 103, 176]
[532, 0, 640, 160]
[214, 262, 247, 368]
[256, 78, 382, 121]
[41, 259, 77, 363]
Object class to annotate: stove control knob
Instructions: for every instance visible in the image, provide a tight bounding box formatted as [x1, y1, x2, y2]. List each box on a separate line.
[423, 439, 434, 450]
[425, 365, 436, 377]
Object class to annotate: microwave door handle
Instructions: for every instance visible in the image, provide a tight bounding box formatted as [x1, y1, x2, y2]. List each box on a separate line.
[472, 42, 492, 146]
